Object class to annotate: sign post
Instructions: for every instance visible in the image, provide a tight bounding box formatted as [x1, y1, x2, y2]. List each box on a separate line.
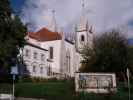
[127, 68, 130, 100]
[11, 65, 18, 100]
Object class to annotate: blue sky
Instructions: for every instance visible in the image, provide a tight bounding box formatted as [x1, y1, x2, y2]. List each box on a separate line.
[10, 0, 133, 38]
[10, 0, 25, 13]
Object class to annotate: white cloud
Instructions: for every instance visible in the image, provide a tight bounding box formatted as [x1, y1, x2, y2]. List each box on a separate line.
[21, 0, 133, 38]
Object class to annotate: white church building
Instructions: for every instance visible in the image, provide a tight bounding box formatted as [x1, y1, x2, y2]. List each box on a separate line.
[20, 2, 94, 78]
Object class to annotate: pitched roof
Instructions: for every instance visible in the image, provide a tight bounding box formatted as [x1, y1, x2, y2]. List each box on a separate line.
[28, 28, 62, 41]
[26, 42, 48, 51]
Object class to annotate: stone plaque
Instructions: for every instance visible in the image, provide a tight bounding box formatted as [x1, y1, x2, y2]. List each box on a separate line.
[75, 73, 117, 93]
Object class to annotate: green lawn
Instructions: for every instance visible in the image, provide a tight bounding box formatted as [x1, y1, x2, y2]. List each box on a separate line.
[15, 81, 75, 100]
[0, 80, 133, 100]
[0, 80, 75, 100]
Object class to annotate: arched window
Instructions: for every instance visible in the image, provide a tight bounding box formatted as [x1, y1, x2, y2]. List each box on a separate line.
[25, 49, 30, 58]
[81, 35, 85, 42]
[66, 50, 71, 73]
[49, 47, 53, 59]
[33, 52, 38, 59]
[47, 64, 52, 76]
[33, 65, 36, 73]
[31, 62, 37, 73]
[41, 54, 45, 61]
[40, 67, 43, 74]
[39, 64, 46, 75]
[24, 60, 30, 74]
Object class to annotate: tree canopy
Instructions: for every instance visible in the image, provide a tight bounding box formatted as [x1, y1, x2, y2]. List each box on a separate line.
[80, 30, 132, 79]
[0, 0, 26, 69]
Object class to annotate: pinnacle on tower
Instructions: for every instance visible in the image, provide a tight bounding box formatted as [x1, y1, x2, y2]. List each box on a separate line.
[47, 9, 58, 32]
[76, 0, 88, 32]
[82, 0, 85, 10]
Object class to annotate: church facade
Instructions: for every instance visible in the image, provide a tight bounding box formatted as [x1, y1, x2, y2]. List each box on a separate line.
[21, 3, 94, 78]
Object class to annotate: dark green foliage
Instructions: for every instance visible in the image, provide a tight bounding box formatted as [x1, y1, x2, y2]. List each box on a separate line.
[0, 80, 133, 100]
[15, 80, 75, 100]
[0, 83, 12, 94]
[80, 30, 131, 78]
[127, 46, 133, 75]
[19, 76, 73, 83]
[0, 0, 26, 79]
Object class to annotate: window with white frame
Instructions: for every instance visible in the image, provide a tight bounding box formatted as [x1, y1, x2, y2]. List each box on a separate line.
[41, 54, 45, 61]
[25, 49, 30, 57]
[47, 65, 51, 76]
[33, 52, 38, 59]
[40, 67, 43, 74]
[66, 50, 71, 73]
[49, 47, 53, 59]
[33, 65, 36, 73]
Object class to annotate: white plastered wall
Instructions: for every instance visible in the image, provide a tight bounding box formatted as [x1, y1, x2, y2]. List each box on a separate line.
[41, 40, 62, 74]
[23, 44, 48, 78]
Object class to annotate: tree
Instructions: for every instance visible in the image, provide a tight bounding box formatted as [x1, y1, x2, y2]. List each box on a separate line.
[127, 46, 133, 75]
[0, 0, 26, 81]
[80, 30, 131, 80]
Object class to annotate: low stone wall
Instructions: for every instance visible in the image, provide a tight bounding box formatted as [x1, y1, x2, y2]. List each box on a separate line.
[75, 73, 117, 93]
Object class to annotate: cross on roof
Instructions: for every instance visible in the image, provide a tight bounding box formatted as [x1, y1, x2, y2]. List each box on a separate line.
[82, 0, 85, 8]
[52, 9, 55, 16]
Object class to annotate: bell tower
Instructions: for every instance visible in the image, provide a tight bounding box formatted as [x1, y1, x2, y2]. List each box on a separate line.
[75, 0, 93, 52]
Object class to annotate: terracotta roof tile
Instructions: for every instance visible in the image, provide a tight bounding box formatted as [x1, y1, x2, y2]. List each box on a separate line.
[28, 28, 62, 41]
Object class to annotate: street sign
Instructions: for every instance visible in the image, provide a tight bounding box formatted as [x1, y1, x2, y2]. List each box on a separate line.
[10, 65, 18, 100]
[11, 65, 18, 75]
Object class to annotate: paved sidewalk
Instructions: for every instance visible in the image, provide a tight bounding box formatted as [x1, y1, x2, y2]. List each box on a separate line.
[0, 94, 12, 100]
[16, 97, 46, 100]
